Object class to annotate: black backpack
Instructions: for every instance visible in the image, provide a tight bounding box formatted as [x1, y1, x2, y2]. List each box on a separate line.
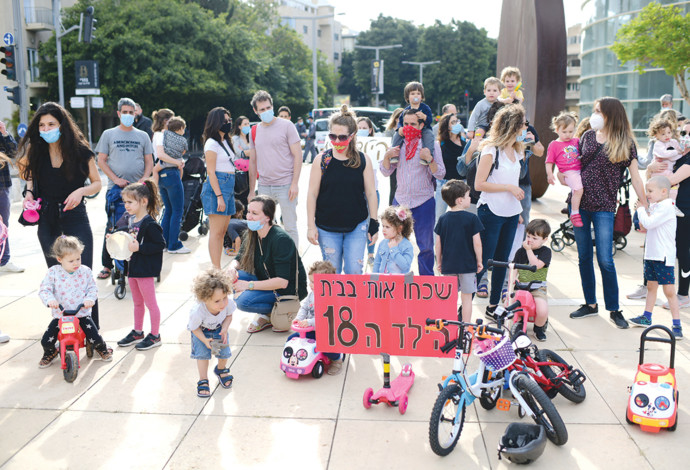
[466, 147, 499, 204]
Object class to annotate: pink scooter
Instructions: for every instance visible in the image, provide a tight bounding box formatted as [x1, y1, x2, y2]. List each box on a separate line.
[363, 353, 415, 414]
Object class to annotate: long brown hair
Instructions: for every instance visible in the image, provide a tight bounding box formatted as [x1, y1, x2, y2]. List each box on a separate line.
[437, 113, 456, 143]
[596, 97, 636, 164]
[121, 180, 162, 218]
[202, 107, 234, 152]
[151, 108, 174, 133]
[237, 195, 276, 274]
[329, 104, 360, 168]
[17, 102, 91, 184]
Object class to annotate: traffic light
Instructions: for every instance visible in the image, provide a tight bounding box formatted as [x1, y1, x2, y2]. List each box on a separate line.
[1, 46, 17, 81]
[5, 86, 21, 105]
[83, 6, 96, 43]
[464, 90, 469, 99]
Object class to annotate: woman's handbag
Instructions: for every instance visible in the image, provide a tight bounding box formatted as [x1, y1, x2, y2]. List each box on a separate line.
[258, 239, 301, 332]
[218, 140, 249, 196]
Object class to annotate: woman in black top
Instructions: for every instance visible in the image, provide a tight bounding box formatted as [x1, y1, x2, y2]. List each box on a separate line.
[18, 102, 102, 325]
[306, 105, 379, 274]
[436, 113, 466, 219]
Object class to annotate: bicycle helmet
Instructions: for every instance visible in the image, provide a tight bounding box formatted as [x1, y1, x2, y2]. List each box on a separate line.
[497, 422, 547, 464]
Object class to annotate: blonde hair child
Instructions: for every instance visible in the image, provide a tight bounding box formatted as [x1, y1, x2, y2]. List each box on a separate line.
[373, 206, 414, 274]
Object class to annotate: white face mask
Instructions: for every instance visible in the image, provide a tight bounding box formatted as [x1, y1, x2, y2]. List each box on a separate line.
[590, 112, 605, 131]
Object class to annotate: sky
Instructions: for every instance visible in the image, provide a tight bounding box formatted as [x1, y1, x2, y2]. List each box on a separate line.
[334, 0, 594, 37]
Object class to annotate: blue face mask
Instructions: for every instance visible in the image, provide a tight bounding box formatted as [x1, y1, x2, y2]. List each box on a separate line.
[241, 126, 251, 135]
[516, 129, 528, 142]
[247, 219, 265, 231]
[450, 123, 464, 135]
[120, 113, 135, 127]
[259, 109, 274, 124]
[40, 127, 61, 144]
[357, 129, 369, 137]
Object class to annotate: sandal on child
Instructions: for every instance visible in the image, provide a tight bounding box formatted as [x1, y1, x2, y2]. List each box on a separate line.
[247, 316, 272, 333]
[477, 283, 489, 298]
[197, 379, 211, 398]
[38, 349, 59, 368]
[570, 213, 583, 228]
[96, 268, 111, 279]
[96, 346, 113, 362]
[214, 366, 234, 389]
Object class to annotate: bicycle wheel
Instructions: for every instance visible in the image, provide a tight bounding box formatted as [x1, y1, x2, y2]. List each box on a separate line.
[429, 384, 466, 456]
[536, 349, 586, 404]
[513, 373, 568, 445]
[479, 370, 503, 410]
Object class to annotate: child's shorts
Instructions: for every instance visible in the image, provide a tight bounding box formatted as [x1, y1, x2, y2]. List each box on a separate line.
[562, 170, 583, 191]
[455, 273, 477, 294]
[530, 286, 548, 300]
[644, 259, 675, 285]
[190, 326, 231, 360]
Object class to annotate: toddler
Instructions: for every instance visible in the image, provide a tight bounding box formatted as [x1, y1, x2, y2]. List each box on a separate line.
[498, 66, 524, 105]
[390, 81, 434, 162]
[467, 77, 502, 140]
[290, 260, 344, 375]
[188, 269, 235, 397]
[163, 116, 188, 174]
[629, 176, 683, 339]
[224, 200, 248, 256]
[511, 220, 552, 342]
[434, 180, 484, 322]
[115, 181, 166, 351]
[546, 111, 583, 227]
[38, 236, 112, 367]
[373, 206, 414, 274]
[649, 118, 684, 216]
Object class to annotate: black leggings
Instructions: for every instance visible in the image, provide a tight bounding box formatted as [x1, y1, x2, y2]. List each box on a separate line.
[678, 216, 690, 296]
[41, 317, 106, 354]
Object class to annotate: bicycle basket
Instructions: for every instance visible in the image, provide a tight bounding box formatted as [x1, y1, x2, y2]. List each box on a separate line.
[474, 335, 516, 372]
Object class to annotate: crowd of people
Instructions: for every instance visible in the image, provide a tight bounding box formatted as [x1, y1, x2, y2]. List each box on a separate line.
[0, 67, 689, 394]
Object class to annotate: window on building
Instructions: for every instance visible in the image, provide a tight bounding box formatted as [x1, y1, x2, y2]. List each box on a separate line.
[27, 48, 40, 82]
[570, 59, 581, 67]
[303, 25, 308, 34]
[334, 52, 339, 60]
[334, 33, 339, 40]
[317, 29, 321, 37]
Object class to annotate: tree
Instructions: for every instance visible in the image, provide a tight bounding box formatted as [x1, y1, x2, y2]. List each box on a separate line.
[337, 51, 366, 105]
[611, 2, 690, 106]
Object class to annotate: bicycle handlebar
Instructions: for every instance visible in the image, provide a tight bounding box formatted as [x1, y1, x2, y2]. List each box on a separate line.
[487, 259, 537, 272]
[57, 304, 85, 316]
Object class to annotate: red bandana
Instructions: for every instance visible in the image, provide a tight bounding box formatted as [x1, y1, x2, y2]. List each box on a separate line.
[403, 126, 422, 160]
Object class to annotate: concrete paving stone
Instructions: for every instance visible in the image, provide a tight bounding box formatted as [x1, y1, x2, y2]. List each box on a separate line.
[329, 419, 491, 470]
[0, 408, 60, 466]
[165, 416, 334, 470]
[1, 410, 196, 470]
[0, 338, 34, 366]
[0, 297, 55, 341]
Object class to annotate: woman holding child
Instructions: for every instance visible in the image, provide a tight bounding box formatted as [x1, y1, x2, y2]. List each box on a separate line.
[306, 105, 379, 274]
[228, 195, 307, 333]
[568, 97, 647, 328]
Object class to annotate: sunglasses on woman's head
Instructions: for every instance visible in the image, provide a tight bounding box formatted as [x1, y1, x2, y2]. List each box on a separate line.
[328, 133, 351, 142]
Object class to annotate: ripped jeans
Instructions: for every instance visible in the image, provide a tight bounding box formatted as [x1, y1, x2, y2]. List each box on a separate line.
[317, 219, 369, 274]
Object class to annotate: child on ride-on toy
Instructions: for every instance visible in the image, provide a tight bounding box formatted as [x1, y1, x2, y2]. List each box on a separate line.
[38, 236, 112, 368]
[188, 269, 236, 397]
[511, 219, 552, 342]
[290, 260, 344, 375]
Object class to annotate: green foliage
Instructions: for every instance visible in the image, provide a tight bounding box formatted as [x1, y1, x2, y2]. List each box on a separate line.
[187, 0, 229, 16]
[611, 2, 690, 105]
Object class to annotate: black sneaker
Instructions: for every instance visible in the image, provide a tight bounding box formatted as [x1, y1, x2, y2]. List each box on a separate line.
[610, 310, 629, 329]
[135, 333, 161, 350]
[569, 304, 598, 319]
[117, 330, 145, 347]
[533, 325, 547, 342]
[485, 305, 497, 321]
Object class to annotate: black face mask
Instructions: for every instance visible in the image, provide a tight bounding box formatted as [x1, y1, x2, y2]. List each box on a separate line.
[220, 122, 233, 134]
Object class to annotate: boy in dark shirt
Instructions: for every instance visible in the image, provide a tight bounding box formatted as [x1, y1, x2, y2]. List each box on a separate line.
[434, 180, 484, 322]
[512, 219, 552, 341]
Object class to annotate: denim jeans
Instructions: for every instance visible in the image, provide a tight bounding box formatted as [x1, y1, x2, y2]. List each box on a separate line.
[158, 167, 184, 250]
[394, 196, 435, 275]
[257, 183, 299, 247]
[234, 271, 278, 314]
[0, 187, 11, 265]
[476, 204, 519, 305]
[318, 219, 368, 274]
[573, 209, 619, 311]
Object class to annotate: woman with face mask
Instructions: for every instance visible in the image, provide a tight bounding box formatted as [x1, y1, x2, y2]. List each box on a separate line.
[357, 116, 380, 268]
[227, 195, 307, 333]
[568, 97, 647, 329]
[17, 102, 103, 325]
[436, 113, 467, 220]
[305, 105, 379, 275]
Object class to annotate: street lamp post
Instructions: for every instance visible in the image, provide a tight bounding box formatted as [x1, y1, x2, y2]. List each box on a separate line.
[354, 44, 402, 108]
[401, 60, 440, 83]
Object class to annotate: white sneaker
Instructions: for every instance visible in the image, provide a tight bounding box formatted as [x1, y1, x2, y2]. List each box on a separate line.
[663, 295, 690, 310]
[168, 247, 191, 254]
[626, 285, 648, 299]
[0, 331, 9, 343]
[0, 262, 25, 273]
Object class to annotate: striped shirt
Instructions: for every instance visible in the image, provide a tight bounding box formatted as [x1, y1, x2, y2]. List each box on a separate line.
[379, 140, 446, 209]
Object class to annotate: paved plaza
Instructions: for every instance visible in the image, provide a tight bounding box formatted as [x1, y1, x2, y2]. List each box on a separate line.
[0, 164, 687, 469]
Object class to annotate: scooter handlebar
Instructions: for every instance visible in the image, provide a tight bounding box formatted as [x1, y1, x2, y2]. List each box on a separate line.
[487, 259, 537, 272]
[57, 304, 85, 316]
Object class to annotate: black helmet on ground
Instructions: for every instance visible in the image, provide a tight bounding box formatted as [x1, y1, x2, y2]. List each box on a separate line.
[497, 422, 547, 464]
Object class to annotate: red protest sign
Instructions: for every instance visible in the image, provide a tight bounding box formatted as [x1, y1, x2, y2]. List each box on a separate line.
[313, 274, 458, 357]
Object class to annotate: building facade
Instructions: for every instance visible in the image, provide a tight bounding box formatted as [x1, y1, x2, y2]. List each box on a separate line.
[579, 0, 690, 143]
[565, 23, 582, 113]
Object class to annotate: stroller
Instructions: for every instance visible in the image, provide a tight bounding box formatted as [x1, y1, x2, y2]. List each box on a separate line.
[551, 171, 631, 257]
[104, 186, 128, 299]
[178, 156, 209, 241]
